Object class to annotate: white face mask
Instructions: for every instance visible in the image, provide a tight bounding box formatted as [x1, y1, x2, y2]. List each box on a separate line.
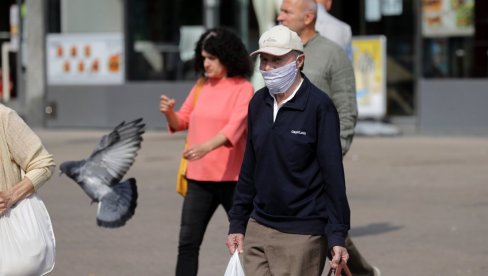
[260, 61, 298, 94]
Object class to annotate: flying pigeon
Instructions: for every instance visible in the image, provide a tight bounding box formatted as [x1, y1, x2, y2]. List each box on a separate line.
[60, 118, 145, 228]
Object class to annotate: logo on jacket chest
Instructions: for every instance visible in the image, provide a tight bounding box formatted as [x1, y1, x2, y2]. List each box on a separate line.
[290, 130, 307, 136]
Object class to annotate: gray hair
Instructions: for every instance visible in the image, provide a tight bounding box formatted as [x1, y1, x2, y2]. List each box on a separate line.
[305, 0, 317, 12]
[303, 0, 317, 21]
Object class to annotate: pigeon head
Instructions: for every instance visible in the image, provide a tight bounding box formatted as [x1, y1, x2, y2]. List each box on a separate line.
[59, 160, 84, 179]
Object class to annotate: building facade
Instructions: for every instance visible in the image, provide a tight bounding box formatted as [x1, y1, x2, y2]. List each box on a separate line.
[1, 0, 487, 134]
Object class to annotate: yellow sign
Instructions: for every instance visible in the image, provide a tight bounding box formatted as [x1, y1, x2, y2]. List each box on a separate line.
[352, 36, 386, 118]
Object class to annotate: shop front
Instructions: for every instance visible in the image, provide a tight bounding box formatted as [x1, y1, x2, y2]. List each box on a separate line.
[417, 0, 488, 134]
[6, 0, 487, 132]
[44, 0, 252, 128]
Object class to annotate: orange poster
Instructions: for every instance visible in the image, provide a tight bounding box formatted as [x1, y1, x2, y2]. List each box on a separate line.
[46, 33, 124, 85]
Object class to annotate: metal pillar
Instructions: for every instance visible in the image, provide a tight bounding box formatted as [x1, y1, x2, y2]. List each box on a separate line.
[237, 0, 249, 48]
[414, 0, 422, 127]
[24, 0, 47, 126]
[204, 0, 220, 29]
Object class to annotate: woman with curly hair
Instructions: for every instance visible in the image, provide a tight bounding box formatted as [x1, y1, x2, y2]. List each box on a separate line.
[159, 27, 253, 276]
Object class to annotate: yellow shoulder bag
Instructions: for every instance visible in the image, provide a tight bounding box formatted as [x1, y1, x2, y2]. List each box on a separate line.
[176, 78, 205, 197]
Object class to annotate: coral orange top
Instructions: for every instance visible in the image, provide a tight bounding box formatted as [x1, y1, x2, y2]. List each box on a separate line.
[170, 77, 254, 182]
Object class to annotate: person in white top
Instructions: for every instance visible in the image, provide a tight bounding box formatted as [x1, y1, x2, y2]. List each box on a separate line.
[315, 0, 353, 61]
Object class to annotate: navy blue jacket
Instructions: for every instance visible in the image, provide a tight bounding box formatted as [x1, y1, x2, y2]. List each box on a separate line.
[229, 76, 350, 248]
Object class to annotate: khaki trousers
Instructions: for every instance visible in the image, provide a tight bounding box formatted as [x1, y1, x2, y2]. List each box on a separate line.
[243, 219, 327, 276]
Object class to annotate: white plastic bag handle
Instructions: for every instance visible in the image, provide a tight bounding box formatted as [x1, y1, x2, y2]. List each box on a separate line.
[224, 251, 245, 276]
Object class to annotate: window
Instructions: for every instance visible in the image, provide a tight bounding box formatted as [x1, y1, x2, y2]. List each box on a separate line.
[126, 0, 203, 81]
[362, 0, 416, 115]
[422, 0, 488, 78]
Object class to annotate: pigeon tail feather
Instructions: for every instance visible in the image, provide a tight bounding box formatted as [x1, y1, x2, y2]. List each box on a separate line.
[96, 178, 138, 228]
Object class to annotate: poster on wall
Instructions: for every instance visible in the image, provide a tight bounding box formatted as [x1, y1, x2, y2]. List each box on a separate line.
[46, 33, 124, 85]
[422, 0, 475, 37]
[352, 36, 387, 119]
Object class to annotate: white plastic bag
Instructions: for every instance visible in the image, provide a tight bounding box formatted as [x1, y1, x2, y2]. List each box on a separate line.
[0, 194, 56, 276]
[224, 251, 245, 276]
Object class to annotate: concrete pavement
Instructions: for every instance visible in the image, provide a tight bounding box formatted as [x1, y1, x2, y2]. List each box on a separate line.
[34, 129, 488, 276]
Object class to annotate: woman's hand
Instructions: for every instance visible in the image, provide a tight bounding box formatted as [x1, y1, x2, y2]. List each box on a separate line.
[160, 95, 180, 130]
[184, 134, 229, 161]
[183, 144, 212, 161]
[0, 178, 35, 216]
[159, 95, 176, 115]
[0, 190, 13, 215]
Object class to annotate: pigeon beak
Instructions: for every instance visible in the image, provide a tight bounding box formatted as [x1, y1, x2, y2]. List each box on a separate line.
[59, 170, 64, 176]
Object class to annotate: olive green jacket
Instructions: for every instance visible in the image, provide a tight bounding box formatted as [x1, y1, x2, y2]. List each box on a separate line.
[303, 34, 358, 156]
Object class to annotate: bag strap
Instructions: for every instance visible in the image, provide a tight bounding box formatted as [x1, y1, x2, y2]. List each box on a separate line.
[327, 261, 351, 276]
[184, 77, 205, 146]
[193, 77, 206, 106]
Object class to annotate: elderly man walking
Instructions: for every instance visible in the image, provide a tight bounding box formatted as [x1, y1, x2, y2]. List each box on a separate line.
[226, 25, 350, 276]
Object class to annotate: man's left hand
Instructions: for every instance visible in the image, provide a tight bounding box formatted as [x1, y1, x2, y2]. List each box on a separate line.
[330, 245, 349, 269]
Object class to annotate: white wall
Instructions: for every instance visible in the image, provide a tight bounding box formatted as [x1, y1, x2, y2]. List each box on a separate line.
[61, 0, 122, 33]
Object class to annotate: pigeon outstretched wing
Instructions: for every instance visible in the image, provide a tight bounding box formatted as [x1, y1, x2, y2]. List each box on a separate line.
[60, 118, 145, 228]
[83, 118, 145, 186]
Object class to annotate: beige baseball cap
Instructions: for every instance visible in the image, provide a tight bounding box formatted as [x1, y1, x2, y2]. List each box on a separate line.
[250, 25, 304, 56]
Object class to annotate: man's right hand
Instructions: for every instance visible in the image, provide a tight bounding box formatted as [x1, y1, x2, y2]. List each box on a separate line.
[226, 233, 244, 254]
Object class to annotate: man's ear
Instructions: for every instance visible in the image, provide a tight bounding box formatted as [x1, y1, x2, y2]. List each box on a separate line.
[304, 10, 316, 26]
[297, 54, 305, 70]
[324, 0, 332, 11]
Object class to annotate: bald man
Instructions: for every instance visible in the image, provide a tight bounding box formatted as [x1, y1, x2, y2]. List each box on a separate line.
[278, 1, 381, 276]
[278, 0, 357, 157]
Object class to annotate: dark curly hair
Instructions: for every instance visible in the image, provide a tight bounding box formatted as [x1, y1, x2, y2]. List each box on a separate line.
[194, 28, 253, 79]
